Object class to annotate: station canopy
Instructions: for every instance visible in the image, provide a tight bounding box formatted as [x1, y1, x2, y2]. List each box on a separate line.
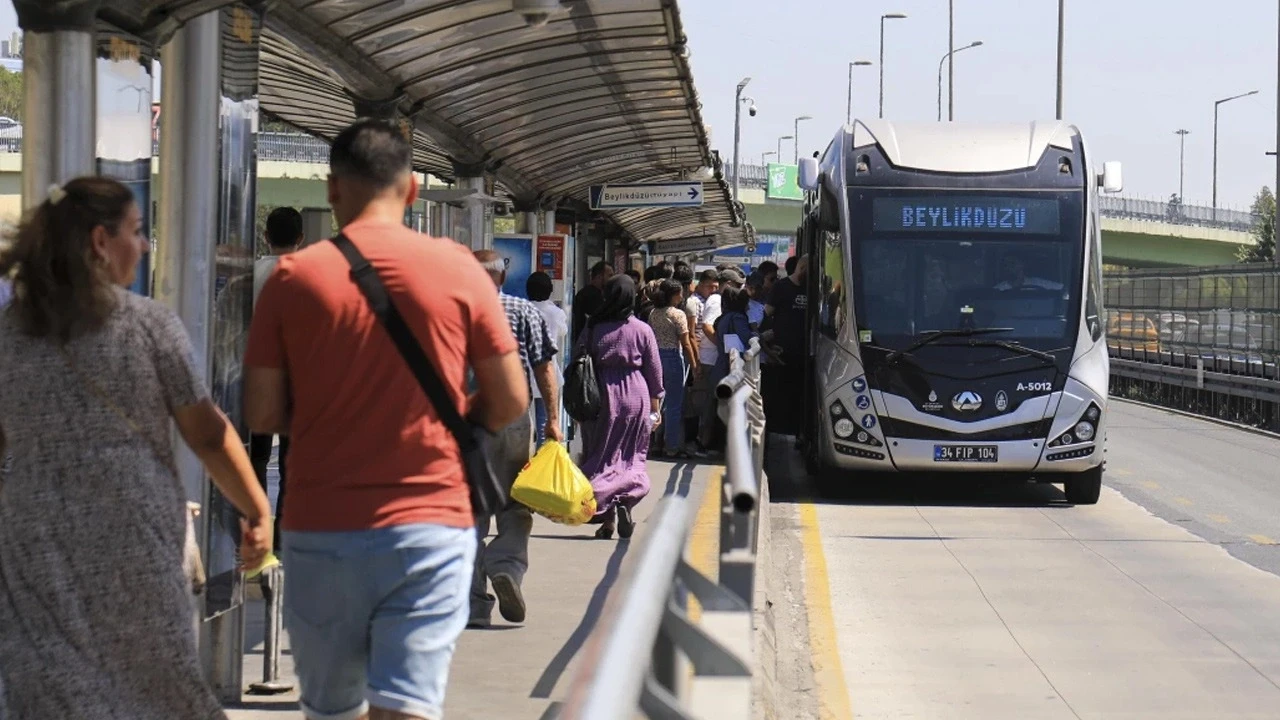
[99, 0, 749, 247]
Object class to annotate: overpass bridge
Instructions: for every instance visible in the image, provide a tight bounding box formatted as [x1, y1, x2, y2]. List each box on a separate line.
[726, 163, 1258, 268]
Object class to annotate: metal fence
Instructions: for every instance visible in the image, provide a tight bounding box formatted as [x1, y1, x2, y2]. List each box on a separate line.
[560, 339, 766, 720]
[0, 131, 333, 163]
[721, 161, 1258, 233]
[1105, 264, 1280, 431]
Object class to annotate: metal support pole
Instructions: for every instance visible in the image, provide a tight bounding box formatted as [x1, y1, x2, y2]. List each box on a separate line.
[542, 209, 557, 235]
[523, 211, 540, 235]
[1213, 102, 1220, 217]
[1175, 129, 1189, 202]
[1056, 0, 1065, 120]
[948, 0, 955, 123]
[463, 175, 489, 250]
[247, 565, 293, 694]
[846, 63, 853, 126]
[19, 28, 96, 209]
[1211, 90, 1260, 219]
[879, 18, 886, 119]
[156, 7, 224, 694]
[732, 77, 749, 203]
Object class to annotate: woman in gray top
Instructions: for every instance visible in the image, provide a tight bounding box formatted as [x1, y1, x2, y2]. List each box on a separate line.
[0, 177, 273, 719]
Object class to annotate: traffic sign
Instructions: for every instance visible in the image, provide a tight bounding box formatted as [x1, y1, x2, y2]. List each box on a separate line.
[589, 182, 704, 210]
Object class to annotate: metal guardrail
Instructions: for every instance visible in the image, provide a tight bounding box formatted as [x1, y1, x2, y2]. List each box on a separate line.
[721, 161, 1257, 233]
[559, 339, 766, 720]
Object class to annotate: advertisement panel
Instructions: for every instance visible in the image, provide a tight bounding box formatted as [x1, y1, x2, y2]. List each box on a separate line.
[766, 163, 804, 201]
[494, 234, 535, 298]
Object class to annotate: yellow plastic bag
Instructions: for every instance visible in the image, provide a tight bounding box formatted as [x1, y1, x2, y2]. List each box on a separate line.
[510, 442, 597, 526]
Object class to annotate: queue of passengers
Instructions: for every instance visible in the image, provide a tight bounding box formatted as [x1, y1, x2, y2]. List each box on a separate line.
[0, 113, 806, 719]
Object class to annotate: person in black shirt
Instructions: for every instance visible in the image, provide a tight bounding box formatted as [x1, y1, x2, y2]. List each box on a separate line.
[572, 261, 614, 343]
[761, 255, 809, 436]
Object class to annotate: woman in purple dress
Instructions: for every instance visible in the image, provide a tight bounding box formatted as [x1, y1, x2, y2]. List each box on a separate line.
[578, 275, 664, 539]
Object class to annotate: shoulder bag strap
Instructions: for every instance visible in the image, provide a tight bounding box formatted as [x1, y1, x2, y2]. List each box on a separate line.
[328, 234, 476, 450]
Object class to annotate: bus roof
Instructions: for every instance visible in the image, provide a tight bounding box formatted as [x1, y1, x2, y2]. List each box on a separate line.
[847, 120, 1079, 174]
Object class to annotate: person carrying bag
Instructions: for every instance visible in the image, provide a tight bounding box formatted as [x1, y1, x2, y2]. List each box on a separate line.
[330, 233, 508, 518]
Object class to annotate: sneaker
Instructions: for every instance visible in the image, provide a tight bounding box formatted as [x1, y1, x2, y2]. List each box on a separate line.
[490, 573, 526, 624]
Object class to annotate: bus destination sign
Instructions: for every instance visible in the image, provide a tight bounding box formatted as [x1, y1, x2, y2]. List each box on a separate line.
[873, 197, 1061, 235]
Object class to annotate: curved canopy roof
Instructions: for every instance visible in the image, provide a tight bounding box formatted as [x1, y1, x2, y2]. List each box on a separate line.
[83, 0, 748, 246]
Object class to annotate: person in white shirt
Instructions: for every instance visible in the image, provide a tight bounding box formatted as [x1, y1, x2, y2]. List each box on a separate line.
[526, 271, 568, 447]
[249, 207, 302, 550]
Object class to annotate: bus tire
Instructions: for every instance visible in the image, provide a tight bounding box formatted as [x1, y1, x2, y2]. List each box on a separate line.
[1064, 466, 1103, 505]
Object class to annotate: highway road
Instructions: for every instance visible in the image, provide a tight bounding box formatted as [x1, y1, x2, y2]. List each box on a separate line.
[767, 400, 1280, 720]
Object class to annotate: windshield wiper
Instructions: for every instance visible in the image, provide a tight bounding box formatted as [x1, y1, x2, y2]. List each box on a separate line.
[885, 327, 1013, 364]
[968, 339, 1057, 363]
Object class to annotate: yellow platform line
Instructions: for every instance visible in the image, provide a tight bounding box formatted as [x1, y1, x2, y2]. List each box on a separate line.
[1249, 534, 1278, 546]
[799, 502, 855, 720]
[686, 467, 724, 623]
[1207, 514, 1231, 524]
[1173, 496, 1194, 507]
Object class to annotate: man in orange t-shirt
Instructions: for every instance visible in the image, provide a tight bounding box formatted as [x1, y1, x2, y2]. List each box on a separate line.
[244, 119, 527, 720]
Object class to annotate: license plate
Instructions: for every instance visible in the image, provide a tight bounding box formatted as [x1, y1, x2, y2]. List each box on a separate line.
[933, 445, 999, 462]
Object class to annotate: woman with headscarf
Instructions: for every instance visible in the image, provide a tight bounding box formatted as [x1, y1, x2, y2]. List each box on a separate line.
[576, 275, 664, 539]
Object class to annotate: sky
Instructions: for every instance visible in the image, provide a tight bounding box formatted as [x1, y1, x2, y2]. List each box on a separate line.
[0, 1, 1274, 209]
[680, 0, 1279, 211]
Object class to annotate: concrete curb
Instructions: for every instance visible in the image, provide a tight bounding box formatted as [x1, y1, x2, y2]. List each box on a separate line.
[1112, 396, 1280, 442]
[752, 470, 777, 720]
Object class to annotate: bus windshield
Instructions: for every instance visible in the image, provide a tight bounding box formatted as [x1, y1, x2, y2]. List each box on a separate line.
[850, 190, 1084, 350]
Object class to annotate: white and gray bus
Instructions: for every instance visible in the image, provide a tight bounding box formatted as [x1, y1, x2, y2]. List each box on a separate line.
[794, 121, 1122, 504]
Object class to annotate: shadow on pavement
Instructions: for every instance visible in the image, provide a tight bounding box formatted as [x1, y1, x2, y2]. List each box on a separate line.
[765, 434, 1075, 509]
[529, 539, 630, 699]
[527, 462, 693, 699]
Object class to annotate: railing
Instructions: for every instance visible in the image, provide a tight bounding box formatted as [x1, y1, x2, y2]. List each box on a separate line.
[1105, 265, 1280, 431]
[720, 161, 1258, 233]
[559, 339, 766, 720]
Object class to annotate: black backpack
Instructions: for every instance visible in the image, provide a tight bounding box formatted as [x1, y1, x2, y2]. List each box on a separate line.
[564, 325, 602, 422]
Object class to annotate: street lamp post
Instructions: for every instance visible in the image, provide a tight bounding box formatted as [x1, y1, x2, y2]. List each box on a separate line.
[762, 150, 776, 167]
[1212, 89, 1259, 216]
[732, 76, 752, 202]
[1174, 129, 1190, 202]
[777, 135, 793, 162]
[937, 41, 983, 122]
[948, 0, 954, 123]
[879, 13, 907, 119]
[794, 115, 812, 163]
[847, 60, 873, 125]
[1056, 0, 1065, 119]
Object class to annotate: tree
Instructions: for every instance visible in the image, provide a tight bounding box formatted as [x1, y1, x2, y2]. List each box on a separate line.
[1237, 186, 1276, 263]
[0, 69, 22, 119]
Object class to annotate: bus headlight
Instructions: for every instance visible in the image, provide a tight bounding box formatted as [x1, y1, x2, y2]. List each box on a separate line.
[1074, 421, 1095, 442]
[834, 418, 855, 438]
[1085, 405, 1100, 422]
[831, 402, 845, 416]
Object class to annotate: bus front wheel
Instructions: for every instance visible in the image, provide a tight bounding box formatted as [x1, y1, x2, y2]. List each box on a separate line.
[1064, 466, 1103, 505]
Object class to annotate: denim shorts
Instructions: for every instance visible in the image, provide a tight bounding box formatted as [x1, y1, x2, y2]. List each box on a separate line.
[282, 523, 476, 720]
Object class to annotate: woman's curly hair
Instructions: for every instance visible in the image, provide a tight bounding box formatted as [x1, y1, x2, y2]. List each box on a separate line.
[0, 177, 135, 341]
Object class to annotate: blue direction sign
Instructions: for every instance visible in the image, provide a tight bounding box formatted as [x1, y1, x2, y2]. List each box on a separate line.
[589, 182, 704, 210]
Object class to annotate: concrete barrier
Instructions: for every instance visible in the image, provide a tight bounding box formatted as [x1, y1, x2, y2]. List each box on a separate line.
[752, 464, 776, 720]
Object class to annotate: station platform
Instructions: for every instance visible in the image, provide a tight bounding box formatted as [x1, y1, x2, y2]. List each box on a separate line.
[224, 458, 724, 720]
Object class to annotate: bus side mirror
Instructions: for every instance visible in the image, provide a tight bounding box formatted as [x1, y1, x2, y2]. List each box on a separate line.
[798, 157, 820, 191]
[1100, 161, 1123, 193]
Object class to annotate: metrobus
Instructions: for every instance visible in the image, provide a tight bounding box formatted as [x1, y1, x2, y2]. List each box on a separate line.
[793, 121, 1122, 504]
